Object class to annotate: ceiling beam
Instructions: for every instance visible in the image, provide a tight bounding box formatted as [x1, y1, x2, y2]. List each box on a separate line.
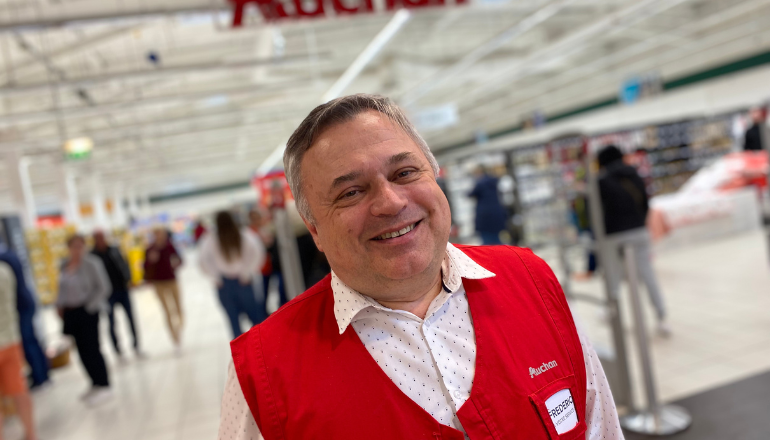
[0, 51, 330, 95]
[0, 25, 140, 85]
[1, 104, 309, 150]
[441, 0, 770, 137]
[446, 0, 696, 110]
[0, 80, 320, 125]
[399, 0, 575, 107]
[0, 1, 229, 32]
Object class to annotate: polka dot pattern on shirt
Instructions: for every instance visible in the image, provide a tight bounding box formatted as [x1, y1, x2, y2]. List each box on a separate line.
[217, 243, 624, 440]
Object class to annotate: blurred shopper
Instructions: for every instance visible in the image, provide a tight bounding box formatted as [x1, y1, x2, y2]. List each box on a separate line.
[572, 159, 598, 280]
[91, 231, 142, 361]
[57, 235, 113, 405]
[0, 261, 38, 440]
[0, 250, 49, 389]
[468, 166, 507, 245]
[193, 220, 207, 245]
[598, 145, 670, 336]
[743, 106, 768, 151]
[144, 228, 184, 348]
[248, 209, 287, 311]
[200, 211, 266, 339]
[218, 94, 622, 440]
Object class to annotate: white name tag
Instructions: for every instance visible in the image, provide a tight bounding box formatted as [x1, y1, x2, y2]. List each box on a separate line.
[545, 389, 578, 434]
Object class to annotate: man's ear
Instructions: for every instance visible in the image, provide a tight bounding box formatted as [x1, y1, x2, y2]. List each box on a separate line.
[303, 217, 324, 253]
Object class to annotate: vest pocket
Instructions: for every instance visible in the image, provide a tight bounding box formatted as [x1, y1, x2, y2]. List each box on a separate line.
[528, 375, 586, 440]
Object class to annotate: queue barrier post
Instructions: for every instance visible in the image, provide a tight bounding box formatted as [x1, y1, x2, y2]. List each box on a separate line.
[619, 244, 692, 436]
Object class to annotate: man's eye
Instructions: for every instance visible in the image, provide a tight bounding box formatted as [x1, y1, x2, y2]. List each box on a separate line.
[397, 170, 414, 178]
[341, 190, 359, 199]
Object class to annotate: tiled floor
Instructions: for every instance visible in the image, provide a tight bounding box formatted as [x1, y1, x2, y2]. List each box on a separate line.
[564, 229, 770, 406]
[624, 370, 770, 440]
[2, 230, 769, 439]
[3, 256, 233, 440]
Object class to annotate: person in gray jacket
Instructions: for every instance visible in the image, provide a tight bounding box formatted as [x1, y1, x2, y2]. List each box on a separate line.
[57, 234, 113, 406]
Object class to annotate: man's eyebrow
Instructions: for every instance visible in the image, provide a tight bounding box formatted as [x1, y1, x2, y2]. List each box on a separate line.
[329, 152, 417, 191]
[388, 151, 417, 166]
[331, 171, 361, 190]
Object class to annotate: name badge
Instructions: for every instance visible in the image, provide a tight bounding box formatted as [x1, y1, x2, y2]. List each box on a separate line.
[545, 389, 578, 434]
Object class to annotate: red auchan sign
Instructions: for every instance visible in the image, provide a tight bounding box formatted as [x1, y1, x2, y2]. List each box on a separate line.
[230, 0, 467, 26]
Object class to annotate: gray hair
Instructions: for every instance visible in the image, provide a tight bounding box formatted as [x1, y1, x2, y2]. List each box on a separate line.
[283, 94, 439, 224]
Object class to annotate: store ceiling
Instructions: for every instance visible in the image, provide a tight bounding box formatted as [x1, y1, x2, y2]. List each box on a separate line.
[0, 0, 769, 211]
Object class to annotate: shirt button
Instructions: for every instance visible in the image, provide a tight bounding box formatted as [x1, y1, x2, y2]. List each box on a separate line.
[453, 390, 463, 399]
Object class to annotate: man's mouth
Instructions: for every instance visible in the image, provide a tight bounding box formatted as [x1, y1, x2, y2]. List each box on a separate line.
[372, 221, 421, 241]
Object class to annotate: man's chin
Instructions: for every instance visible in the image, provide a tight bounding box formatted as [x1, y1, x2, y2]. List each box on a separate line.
[373, 255, 435, 281]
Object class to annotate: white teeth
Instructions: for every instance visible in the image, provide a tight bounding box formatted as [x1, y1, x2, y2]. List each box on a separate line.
[377, 223, 416, 240]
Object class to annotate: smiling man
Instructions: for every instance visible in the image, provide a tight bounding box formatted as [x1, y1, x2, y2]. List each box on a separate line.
[217, 95, 623, 440]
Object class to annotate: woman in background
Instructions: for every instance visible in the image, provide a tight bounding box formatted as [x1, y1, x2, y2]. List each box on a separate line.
[57, 234, 112, 406]
[200, 211, 266, 339]
[143, 228, 184, 348]
[248, 209, 287, 312]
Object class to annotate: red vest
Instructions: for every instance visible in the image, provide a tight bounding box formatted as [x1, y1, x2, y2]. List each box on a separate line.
[232, 245, 587, 440]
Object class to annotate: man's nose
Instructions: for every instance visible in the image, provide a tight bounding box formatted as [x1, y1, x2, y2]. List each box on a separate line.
[370, 181, 407, 217]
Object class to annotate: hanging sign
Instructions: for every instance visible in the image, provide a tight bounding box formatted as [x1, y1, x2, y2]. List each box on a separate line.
[411, 104, 458, 132]
[230, 0, 467, 26]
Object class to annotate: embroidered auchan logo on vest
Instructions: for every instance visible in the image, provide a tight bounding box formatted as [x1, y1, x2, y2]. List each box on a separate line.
[529, 360, 558, 378]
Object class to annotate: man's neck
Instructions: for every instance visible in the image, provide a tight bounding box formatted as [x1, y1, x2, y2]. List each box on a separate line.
[372, 271, 443, 320]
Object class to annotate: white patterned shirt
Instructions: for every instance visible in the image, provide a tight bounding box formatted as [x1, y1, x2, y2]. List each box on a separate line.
[217, 243, 623, 440]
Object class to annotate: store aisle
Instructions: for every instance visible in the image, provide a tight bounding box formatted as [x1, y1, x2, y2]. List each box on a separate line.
[570, 230, 770, 404]
[4, 251, 232, 440]
[3, 231, 769, 440]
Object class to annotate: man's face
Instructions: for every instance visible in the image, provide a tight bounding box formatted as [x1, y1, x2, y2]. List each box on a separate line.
[301, 111, 451, 297]
[93, 232, 107, 249]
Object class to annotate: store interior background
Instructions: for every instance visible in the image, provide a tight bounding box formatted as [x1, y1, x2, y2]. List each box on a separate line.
[1, 0, 770, 439]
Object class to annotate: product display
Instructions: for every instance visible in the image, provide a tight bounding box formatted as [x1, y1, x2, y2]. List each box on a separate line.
[450, 110, 748, 248]
[24, 226, 76, 305]
[24, 226, 144, 304]
[590, 113, 739, 196]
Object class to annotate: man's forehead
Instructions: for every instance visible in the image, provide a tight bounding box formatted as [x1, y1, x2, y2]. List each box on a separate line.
[307, 114, 418, 167]
[313, 111, 403, 149]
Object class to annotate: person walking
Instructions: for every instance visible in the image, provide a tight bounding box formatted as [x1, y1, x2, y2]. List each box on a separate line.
[248, 209, 287, 311]
[91, 231, 143, 361]
[743, 106, 767, 151]
[193, 220, 207, 245]
[57, 235, 112, 406]
[0, 250, 49, 390]
[598, 145, 670, 336]
[217, 94, 622, 440]
[0, 260, 38, 440]
[143, 228, 184, 348]
[200, 211, 267, 339]
[468, 166, 508, 245]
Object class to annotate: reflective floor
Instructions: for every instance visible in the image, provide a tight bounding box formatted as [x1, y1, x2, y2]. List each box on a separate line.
[4, 260, 232, 440]
[567, 230, 770, 406]
[2, 230, 769, 440]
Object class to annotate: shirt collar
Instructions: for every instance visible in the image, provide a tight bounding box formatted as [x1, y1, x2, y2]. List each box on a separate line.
[332, 243, 496, 334]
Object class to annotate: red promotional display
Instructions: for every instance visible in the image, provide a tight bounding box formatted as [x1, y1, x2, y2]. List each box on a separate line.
[252, 171, 293, 209]
[230, 0, 467, 26]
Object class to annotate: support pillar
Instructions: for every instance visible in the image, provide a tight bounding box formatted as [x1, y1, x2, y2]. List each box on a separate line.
[56, 164, 81, 227]
[90, 174, 109, 230]
[111, 185, 127, 229]
[4, 151, 37, 229]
